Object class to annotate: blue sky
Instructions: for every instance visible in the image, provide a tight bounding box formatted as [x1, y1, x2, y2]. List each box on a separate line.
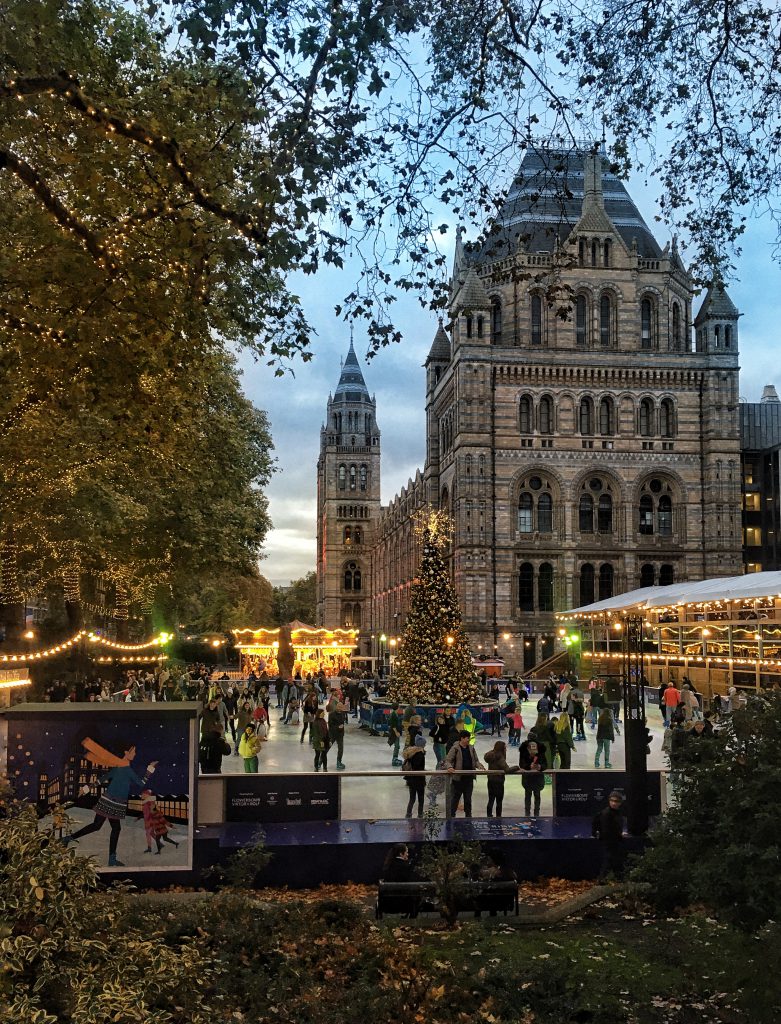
[240, 166, 781, 586]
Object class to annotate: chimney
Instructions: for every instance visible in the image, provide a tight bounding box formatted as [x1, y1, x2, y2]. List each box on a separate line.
[582, 150, 604, 211]
[761, 384, 780, 404]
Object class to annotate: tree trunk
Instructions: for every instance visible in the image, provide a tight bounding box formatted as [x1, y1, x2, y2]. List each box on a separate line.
[65, 600, 83, 631]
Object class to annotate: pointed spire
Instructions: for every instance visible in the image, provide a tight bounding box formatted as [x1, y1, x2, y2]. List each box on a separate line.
[426, 322, 451, 365]
[334, 338, 370, 401]
[450, 266, 491, 315]
[694, 280, 740, 325]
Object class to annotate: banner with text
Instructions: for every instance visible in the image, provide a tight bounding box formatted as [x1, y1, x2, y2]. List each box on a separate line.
[554, 770, 662, 818]
[226, 775, 340, 822]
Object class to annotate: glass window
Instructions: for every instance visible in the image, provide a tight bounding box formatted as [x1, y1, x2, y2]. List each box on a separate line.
[579, 397, 594, 435]
[576, 295, 587, 346]
[660, 399, 674, 438]
[599, 397, 614, 436]
[354, 526, 362, 544]
[658, 495, 673, 536]
[659, 564, 675, 586]
[591, 240, 598, 267]
[725, 325, 732, 348]
[359, 464, 367, 491]
[603, 240, 611, 267]
[672, 303, 681, 350]
[579, 494, 594, 533]
[599, 563, 614, 600]
[344, 526, 352, 543]
[466, 316, 473, 338]
[491, 299, 502, 343]
[539, 395, 553, 434]
[600, 295, 611, 346]
[477, 315, 484, 338]
[519, 563, 534, 611]
[531, 294, 543, 346]
[338, 464, 346, 490]
[639, 494, 654, 534]
[519, 395, 532, 434]
[344, 561, 361, 592]
[538, 563, 554, 612]
[518, 494, 533, 534]
[597, 494, 613, 534]
[538, 493, 553, 533]
[640, 563, 655, 588]
[580, 563, 595, 605]
[578, 238, 585, 267]
[641, 298, 653, 349]
[639, 398, 654, 437]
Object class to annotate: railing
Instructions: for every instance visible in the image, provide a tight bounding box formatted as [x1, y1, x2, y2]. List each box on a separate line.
[196, 768, 667, 827]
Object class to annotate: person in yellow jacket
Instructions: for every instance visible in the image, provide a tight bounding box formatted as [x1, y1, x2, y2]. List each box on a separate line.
[238, 724, 261, 773]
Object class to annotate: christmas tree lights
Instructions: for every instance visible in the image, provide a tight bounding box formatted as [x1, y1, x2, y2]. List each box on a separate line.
[388, 510, 482, 705]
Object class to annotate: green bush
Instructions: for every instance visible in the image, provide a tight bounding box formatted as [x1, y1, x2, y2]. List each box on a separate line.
[633, 692, 781, 930]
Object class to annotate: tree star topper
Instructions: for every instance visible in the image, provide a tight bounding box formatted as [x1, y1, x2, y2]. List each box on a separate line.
[412, 508, 453, 549]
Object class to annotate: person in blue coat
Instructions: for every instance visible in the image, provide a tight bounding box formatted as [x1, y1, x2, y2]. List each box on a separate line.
[64, 737, 157, 867]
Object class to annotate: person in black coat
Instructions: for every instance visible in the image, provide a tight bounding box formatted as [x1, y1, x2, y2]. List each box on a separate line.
[592, 790, 626, 879]
[518, 739, 547, 817]
[382, 843, 418, 881]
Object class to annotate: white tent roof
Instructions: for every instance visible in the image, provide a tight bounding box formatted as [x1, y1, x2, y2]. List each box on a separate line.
[559, 571, 781, 618]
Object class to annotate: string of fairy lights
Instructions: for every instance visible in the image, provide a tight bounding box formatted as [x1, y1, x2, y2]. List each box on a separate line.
[0, 630, 172, 664]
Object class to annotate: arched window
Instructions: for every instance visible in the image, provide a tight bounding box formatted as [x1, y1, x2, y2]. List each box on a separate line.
[659, 398, 675, 438]
[639, 398, 654, 437]
[440, 486, 450, 511]
[538, 563, 554, 612]
[640, 563, 655, 588]
[539, 395, 554, 434]
[352, 603, 362, 628]
[599, 397, 614, 436]
[338, 464, 346, 490]
[580, 563, 595, 605]
[538, 493, 553, 533]
[672, 302, 682, 350]
[597, 494, 613, 534]
[519, 394, 533, 434]
[349, 465, 357, 490]
[591, 239, 598, 267]
[359, 464, 367, 491]
[714, 324, 721, 346]
[466, 315, 473, 339]
[579, 494, 594, 533]
[603, 239, 611, 267]
[575, 295, 588, 347]
[518, 493, 533, 534]
[343, 526, 352, 543]
[640, 298, 653, 349]
[639, 494, 654, 534]
[599, 563, 614, 600]
[579, 396, 594, 435]
[519, 563, 534, 612]
[344, 562, 361, 592]
[658, 495, 673, 536]
[724, 325, 732, 348]
[491, 298, 502, 343]
[353, 525, 362, 544]
[578, 238, 586, 267]
[531, 294, 543, 346]
[600, 294, 612, 346]
[659, 564, 675, 586]
[342, 603, 353, 627]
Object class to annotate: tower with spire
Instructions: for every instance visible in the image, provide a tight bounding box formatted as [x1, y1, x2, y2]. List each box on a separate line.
[316, 340, 382, 633]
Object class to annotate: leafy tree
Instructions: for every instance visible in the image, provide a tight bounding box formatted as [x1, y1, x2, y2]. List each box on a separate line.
[633, 693, 781, 931]
[183, 571, 275, 633]
[271, 571, 317, 626]
[388, 511, 482, 706]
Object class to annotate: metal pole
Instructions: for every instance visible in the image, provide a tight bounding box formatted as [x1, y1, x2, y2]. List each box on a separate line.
[622, 613, 649, 835]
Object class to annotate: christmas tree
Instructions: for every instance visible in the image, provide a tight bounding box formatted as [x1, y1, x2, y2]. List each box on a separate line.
[388, 510, 483, 705]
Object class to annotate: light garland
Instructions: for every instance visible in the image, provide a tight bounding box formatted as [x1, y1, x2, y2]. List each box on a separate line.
[0, 630, 171, 662]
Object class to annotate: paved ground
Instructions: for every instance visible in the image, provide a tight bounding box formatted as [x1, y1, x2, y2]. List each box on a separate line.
[217, 701, 670, 820]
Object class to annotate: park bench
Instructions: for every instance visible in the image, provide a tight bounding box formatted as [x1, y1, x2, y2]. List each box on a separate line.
[375, 880, 519, 920]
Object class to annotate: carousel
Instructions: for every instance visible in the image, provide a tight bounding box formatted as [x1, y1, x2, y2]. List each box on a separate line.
[232, 620, 359, 678]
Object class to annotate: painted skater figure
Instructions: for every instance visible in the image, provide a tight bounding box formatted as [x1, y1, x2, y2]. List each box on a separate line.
[64, 737, 157, 867]
[141, 790, 180, 854]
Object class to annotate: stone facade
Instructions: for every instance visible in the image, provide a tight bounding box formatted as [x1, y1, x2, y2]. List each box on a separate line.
[317, 146, 744, 672]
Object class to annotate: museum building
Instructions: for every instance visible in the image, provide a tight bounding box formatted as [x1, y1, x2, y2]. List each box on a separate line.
[317, 145, 744, 673]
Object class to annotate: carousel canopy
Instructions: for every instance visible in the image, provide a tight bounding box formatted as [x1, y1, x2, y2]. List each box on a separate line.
[558, 571, 781, 619]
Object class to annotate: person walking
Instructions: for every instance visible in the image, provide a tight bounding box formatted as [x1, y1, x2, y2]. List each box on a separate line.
[401, 734, 427, 818]
[312, 708, 331, 772]
[484, 740, 520, 817]
[594, 708, 615, 768]
[328, 698, 348, 770]
[569, 685, 586, 740]
[554, 712, 576, 769]
[388, 701, 404, 767]
[301, 688, 319, 745]
[518, 738, 547, 817]
[238, 723, 261, 773]
[592, 790, 626, 879]
[429, 713, 450, 764]
[445, 731, 485, 817]
[663, 681, 681, 726]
